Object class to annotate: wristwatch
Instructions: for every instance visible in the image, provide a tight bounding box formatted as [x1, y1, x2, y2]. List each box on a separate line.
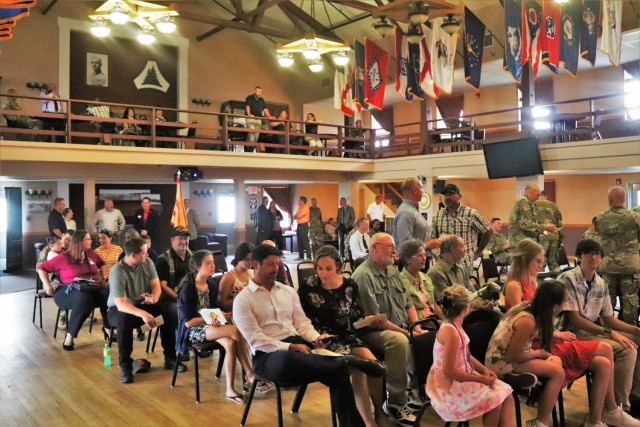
[603, 326, 612, 335]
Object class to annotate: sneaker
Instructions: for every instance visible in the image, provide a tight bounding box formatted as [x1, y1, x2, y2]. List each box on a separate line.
[602, 405, 640, 426]
[57, 311, 67, 330]
[382, 401, 417, 426]
[163, 358, 188, 373]
[503, 372, 538, 390]
[525, 420, 549, 427]
[135, 330, 145, 341]
[406, 389, 424, 413]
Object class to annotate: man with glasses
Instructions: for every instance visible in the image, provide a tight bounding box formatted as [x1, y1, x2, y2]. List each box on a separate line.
[559, 238, 640, 417]
[352, 232, 423, 426]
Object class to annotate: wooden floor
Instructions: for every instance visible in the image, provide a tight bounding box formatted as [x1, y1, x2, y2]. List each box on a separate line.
[0, 288, 593, 426]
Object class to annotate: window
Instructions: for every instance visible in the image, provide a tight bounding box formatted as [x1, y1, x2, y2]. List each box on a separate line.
[217, 194, 235, 224]
[624, 70, 640, 121]
[371, 116, 389, 148]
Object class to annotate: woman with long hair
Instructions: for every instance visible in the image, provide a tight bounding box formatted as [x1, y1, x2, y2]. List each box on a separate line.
[218, 242, 255, 312]
[176, 250, 265, 403]
[304, 112, 323, 154]
[485, 281, 566, 427]
[298, 245, 385, 427]
[503, 238, 544, 310]
[94, 229, 123, 283]
[37, 230, 111, 350]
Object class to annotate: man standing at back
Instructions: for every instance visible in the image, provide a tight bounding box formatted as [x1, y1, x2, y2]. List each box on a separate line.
[48, 197, 67, 238]
[93, 198, 125, 239]
[184, 199, 200, 242]
[367, 195, 386, 230]
[591, 186, 640, 326]
[431, 183, 493, 277]
[336, 197, 355, 255]
[308, 198, 324, 259]
[245, 86, 271, 146]
[508, 182, 557, 247]
[293, 196, 311, 261]
[394, 177, 440, 251]
[255, 196, 272, 245]
[534, 191, 563, 273]
[133, 197, 160, 250]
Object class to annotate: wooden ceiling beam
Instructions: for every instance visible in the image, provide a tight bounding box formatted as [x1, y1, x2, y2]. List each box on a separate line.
[242, 0, 287, 20]
[326, 1, 375, 13]
[277, 3, 307, 35]
[279, 0, 341, 40]
[251, 0, 268, 28]
[178, 9, 294, 39]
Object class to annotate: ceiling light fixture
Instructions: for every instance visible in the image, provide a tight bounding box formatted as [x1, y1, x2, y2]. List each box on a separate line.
[277, 33, 350, 72]
[137, 28, 156, 45]
[90, 19, 111, 37]
[373, 16, 395, 38]
[407, 25, 424, 44]
[108, 2, 130, 25]
[441, 13, 461, 35]
[308, 59, 324, 73]
[408, 1, 430, 26]
[155, 14, 176, 34]
[277, 51, 294, 67]
[332, 50, 350, 66]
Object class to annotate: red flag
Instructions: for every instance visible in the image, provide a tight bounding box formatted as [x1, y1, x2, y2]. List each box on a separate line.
[364, 38, 389, 110]
[170, 172, 188, 228]
[522, 0, 542, 76]
[541, 0, 560, 74]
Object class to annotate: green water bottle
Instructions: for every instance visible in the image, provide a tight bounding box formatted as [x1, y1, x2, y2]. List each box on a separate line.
[103, 344, 112, 367]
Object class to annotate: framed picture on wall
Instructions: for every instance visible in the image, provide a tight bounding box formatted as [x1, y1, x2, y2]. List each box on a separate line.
[86, 52, 109, 87]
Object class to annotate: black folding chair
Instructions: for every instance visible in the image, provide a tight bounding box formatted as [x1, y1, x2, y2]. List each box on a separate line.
[296, 261, 315, 287]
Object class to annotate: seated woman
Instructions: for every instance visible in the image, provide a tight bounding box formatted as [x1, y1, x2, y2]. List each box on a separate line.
[504, 240, 631, 427]
[344, 119, 366, 158]
[176, 250, 265, 403]
[37, 230, 112, 351]
[219, 242, 254, 312]
[298, 245, 384, 427]
[62, 208, 76, 231]
[94, 229, 123, 283]
[398, 239, 442, 320]
[118, 107, 144, 147]
[304, 113, 323, 155]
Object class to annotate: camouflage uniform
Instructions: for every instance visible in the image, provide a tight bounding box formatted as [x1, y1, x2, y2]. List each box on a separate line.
[534, 196, 563, 272]
[508, 197, 542, 247]
[487, 232, 511, 265]
[308, 205, 324, 259]
[591, 206, 640, 325]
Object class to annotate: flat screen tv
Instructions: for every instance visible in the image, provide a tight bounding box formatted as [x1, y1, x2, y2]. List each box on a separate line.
[483, 137, 544, 179]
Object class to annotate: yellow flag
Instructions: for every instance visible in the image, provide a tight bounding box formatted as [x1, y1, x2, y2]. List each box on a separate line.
[170, 172, 188, 228]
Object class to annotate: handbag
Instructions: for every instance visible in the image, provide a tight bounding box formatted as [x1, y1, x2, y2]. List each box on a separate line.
[69, 279, 103, 293]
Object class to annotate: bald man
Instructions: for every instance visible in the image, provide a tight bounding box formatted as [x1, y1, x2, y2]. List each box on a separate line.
[508, 182, 557, 247]
[590, 186, 640, 325]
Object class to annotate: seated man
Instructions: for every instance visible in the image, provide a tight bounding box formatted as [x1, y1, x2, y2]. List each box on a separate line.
[427, 234, 474, 301]
[233, 244, 384, 427]
[107, 237, 186, 384]
[559, 238, 640, 415]
[487, 217, 511, 265]
[349, 217, 371, 261]
[324, 218, 337, 239]
[3, 88, 42, 129]
[351, 232, 423, 426]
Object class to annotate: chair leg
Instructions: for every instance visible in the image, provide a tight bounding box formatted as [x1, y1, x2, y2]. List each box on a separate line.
[32, 296, 37, 324]
[275, 385, 284, 427]
[513, 391, 523, 427]
[552, 405, 559, 427]
[145, 328, 152, 353]
[53, 308, 63, 339]
[330, 397, 337, 427]
[38, 298, 43, 329]
[194, 351, 201, 403]
[170, 352, 181, 388]
[240, 379, 259, 426]
[557, 390, 565, 427]
[88, 309, 94, 333]
[215, 348, 226, 378]
[290, 384, 307, 413]
[151, 327, 160, 352]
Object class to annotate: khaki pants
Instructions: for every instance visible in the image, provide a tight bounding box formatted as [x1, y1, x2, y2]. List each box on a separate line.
[246, 117, 263, 143]
[576, 330, 640, 408]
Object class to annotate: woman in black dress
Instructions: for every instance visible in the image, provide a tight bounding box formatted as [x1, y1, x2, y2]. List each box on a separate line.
[298, 245, 384, 427]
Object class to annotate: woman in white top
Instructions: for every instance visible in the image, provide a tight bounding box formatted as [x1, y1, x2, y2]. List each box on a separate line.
[62, 208, 76, 231]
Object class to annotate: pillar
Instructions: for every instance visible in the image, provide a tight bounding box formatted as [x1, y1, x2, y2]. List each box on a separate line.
[234, 178, 246, 246]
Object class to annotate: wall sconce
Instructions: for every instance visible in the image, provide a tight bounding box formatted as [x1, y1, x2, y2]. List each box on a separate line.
[192, 98, 212, 107]
[26, 82, 47, 91]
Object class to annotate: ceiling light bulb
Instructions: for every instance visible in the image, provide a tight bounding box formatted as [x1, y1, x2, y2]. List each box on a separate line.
[407, 26, 424, 44]
[137, 29, 156, 45]
[441, 14, 461, 35]
[373, 17, 395, 38]
[277, 51, 294, 67]
[408, 1, 430, 26]
[332, 50, 350, 66]
[156, 15, 176, 34]
[90, 19, 110, 37]
[108, 3, 129, 25]
[302, 47, 320, 60]
[308, 59, 324, 73]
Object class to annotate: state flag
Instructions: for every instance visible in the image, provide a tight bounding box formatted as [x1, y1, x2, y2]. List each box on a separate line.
[419, 27, 439, 99]
[395, 26, 411, 100]
[601, 0, 622, 66]
[580, 0, 601, 66]
[464, 7, 485, 90]
[170, 173, 188, 229]
[334, 64, 354, 116]
[541, 0, 560, 74]
[503, 0, 523, 82]
[364, 38, 389, 110]
[354, 40, 368, 111]
[560, 0, 581, 77]
[522, 0, 542, 76]
[430, 17, 459, 94]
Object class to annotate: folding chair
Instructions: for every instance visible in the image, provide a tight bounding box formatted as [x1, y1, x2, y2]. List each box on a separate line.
[481, 255, 503, 286]
[33, 274, 53, 329]
[296, 261, 315, 287]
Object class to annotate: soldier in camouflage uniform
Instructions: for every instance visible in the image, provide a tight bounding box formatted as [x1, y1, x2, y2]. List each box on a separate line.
[534, 191, 564, 273]
[591, 186, 640, 326]
[508, 183, 557, 247]
[487, 218, 512, 265]
[308, 198, 324, 259]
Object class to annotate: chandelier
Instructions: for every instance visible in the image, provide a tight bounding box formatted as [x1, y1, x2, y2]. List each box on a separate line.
[372, 1, 462, 38]
[88, 0, 179, 44]
[276, 34, 350, 73]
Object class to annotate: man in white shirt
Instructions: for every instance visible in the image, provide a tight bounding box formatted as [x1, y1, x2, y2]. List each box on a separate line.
[40, 82, 66, 142]
[93, 198, 126, 237]
[367, 195, 386, 228]
[349, 217, 371, 261]
[233, 244, 385, 427]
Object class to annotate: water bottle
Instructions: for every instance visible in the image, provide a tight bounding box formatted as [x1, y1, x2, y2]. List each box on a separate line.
[103, 344, 112, 367]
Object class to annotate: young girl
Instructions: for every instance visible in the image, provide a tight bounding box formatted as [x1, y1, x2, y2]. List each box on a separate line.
[485, 281, 566, 427]
[218, 242, 254, 312]
[427, 284, 514, 426]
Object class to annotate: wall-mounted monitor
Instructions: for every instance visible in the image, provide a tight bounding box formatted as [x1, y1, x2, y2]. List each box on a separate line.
[482, 137, 544, 179]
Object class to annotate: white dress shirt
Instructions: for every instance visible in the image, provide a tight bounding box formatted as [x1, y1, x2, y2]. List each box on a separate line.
[367, 202, 385, 222]
[93, 208, 126, 234]
[349, 230, 371, 260]
[232, 280, 320, 354]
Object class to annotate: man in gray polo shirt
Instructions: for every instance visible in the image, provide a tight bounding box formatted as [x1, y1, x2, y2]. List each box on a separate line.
[107, 237, 186, 384]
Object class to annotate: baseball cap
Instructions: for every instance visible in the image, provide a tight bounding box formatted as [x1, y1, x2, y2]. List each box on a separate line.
[441, 184, 461, 195]
[171, 226, 190, 238]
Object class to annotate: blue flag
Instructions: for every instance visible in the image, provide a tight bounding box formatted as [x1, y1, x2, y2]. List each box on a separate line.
[503, 0, 523, 82]
[464, 7, 485, 90]
[580, 0, 600, 66]
[560, 0, 581, 77]
[354, 40, 368, 111]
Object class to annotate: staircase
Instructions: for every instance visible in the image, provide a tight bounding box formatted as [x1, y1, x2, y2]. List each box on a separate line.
[364, 182, 403, 213]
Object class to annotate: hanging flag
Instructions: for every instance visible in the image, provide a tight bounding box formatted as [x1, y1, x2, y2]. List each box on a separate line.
[601, 0, 622, 66]
[334, 64, 354, 116]
[503, 0, 523, 82]
[419, 26, 439, 99]
[430, 17, 459, 94]
[395, 26, 411, 100]
[354, 40, 368, 111]
[522, 0, 542, 76]
[541, 0, 560, 74]
[364, 37, 389, 110]
[464, 7, 485, 90]
[407, 36, 427, 100]
[580, 0, 601, 66]
[170, 172, 188, 229]
[560, 0, 581, 77]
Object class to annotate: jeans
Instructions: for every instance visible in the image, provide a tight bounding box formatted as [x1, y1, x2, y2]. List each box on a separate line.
[54, 285, 109, 338]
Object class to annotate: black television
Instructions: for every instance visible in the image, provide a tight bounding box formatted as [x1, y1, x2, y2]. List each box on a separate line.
[482, 137, 544, 179]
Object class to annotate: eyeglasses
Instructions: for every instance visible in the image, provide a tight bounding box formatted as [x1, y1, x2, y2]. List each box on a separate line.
[582, 251, 602, 257]
[535, 258, 544, 264]
[83, 237, 93, 241]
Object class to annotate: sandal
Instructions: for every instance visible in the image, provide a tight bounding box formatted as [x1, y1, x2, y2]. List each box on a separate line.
[225, 394, 245, 405]
[255, 381, 274, 394]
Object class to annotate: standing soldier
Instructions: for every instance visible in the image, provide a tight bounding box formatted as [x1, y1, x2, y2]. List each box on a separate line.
[534, 191, 563, 273]
[308, 198, 324, 259]
[591, 186, 640, 326]
[487, 218, 512, 266]
[508, 182, 557, 247]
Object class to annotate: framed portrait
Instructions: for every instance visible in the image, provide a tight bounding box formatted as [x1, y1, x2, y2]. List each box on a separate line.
[86, 52, 109, 87]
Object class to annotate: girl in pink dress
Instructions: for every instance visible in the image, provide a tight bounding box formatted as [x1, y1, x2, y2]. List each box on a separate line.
[427, 285, 514, 426]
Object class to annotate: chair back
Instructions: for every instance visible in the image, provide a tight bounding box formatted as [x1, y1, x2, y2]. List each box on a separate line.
[408, 316, 440, 401]
[213, 251, 228, 273]
[557, 245, 571, 271]
[187, 122, 197, 138]
[481, 255, 501, 283]
[296, 261, 315, 286]
[462, 318, 500, 365]
[282, 263, 294, 287]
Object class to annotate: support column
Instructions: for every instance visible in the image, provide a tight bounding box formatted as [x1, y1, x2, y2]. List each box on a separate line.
[84, 176, 96, 232]
[234, 179, 246, 246]
[520, 62, 536, 134]
[339, 180, 359, 216]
